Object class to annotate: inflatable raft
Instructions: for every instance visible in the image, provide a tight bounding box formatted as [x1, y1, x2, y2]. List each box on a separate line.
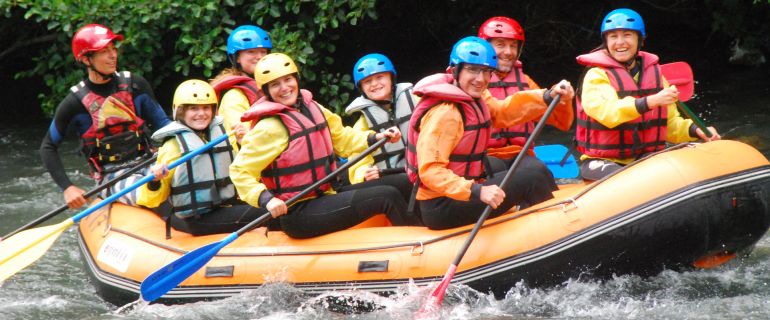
[77, 140, 770, 305]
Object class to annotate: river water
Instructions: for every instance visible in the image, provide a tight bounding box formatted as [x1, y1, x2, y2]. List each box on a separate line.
[1, 66, 770, 319]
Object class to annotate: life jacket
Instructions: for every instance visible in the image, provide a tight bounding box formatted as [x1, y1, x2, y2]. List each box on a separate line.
[406, 73, 491, 185]
[575, 51, 667, 159]
[241, 90, 336, 202]
[71, 71, 150, 177]
[486, 61, 535, 149]
[344, 83, 416, 169]
[211, 75, 262, 105]
[151, 116, 236, 218]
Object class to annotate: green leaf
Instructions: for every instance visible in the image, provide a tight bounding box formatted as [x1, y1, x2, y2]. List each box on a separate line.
[269, 4, 281, 17]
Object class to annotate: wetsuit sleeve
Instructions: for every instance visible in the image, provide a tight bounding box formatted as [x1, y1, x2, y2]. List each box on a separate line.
[482, 88, 549, 128]
[524, 74, 574, 131]
[39, 94, 86, 190]
[229, 117, 287, 208]
[218, 88, 251, 153]
[132, 74, 171, 133]
[137, 138, 179, 208]
[347, 116, 376, 184]
[318, 103, 375, 158]
[579, 67, 643, 129]
[416, 103, 474, 201]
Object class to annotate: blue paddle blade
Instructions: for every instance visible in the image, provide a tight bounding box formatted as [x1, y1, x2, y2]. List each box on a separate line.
[534, 144, 580, 179]
[140, 233, 238, 302]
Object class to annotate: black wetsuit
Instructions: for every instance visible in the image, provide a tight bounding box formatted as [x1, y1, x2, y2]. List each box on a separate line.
[40, 73, 171, 192]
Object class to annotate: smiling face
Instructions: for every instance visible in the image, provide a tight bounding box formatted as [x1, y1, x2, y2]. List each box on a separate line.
[237, 48, 269, 75]
[604, 29, 639, 64]
[456, 63, 493, 98]
[181, 104, 213, 131]
[489, 38, 520, 73]
[359, 72, 393, 101]
[83, 43, 118, 76]
[267, 74, 299, 106]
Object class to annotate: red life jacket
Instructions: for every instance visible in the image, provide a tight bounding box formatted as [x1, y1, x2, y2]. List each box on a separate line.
[70, 71, 149, 175]
[240, 89, 336, 202]
[212, 75, 262, 105]
[406, 73, 491, 185]
[575, 51, 667, 159]
[486, 61, 534, 149]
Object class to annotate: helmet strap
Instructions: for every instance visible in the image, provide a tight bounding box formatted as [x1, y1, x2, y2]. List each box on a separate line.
[261, 84, 273, 101]
[451, 64, 462, 80]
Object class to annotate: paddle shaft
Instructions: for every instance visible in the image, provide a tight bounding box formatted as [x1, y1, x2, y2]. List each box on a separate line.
[676, 101, 713, 138]
[233, 138, 389, 237]
[450, 94, 562, 267]
[139, 137, 390, 302]
[1, 154, 157, 240]
[69, 133, 230, 224]
[417, 94, 564, 316]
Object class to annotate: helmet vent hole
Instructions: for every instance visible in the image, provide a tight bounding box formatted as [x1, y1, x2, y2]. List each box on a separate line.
[242, 37, 252, 41]
[627, 18, 635, 22]
[357, 67, 365, 72]
[377, 61, 384, 66]
[193, 93, 198, 98]
[283, 62, 290, 67]
[470, 52, 479, 57]
[262, 70, 270, 75]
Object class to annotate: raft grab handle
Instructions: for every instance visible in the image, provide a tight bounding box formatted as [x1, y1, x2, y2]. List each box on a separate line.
[561, 198, 578, 212]
[411, 241, 424, 255]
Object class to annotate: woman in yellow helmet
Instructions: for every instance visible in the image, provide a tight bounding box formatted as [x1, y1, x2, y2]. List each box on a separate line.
[230, 53, 420, 238]
[137, 80, 262, 236]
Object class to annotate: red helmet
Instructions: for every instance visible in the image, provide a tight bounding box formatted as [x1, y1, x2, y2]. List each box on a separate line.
[71, 24, 124, 60]
[478, 16, 525, 43]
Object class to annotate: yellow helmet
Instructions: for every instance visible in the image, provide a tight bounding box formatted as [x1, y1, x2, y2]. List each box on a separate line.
[172, 79, 218, 120]
[253, 53, 299, 88]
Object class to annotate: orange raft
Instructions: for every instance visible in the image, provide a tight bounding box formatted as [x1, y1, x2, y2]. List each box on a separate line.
[78, 140, 770, 305]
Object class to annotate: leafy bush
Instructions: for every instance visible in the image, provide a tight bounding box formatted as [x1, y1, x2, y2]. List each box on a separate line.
[2, 0, 377, 116]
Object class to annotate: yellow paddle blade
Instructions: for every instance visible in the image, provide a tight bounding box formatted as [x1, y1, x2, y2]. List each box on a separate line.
[0, 218, 74, 282]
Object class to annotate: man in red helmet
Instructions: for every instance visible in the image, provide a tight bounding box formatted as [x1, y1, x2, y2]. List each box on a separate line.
[478, 16, 574, 164]
[40, 24, 171, 209]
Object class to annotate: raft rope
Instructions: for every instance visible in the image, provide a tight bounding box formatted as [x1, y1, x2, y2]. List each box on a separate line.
[107, 144, 697, 257]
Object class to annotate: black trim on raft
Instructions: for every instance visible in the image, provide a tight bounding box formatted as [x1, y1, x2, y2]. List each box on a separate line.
[77, 166, 770, 305]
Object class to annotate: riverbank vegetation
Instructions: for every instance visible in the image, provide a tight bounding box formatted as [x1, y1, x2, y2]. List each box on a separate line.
[0, 0, 768, 120]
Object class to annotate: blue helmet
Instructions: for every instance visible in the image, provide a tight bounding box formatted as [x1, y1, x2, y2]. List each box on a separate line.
[226, 25, 272, 66]
[449, 36, 498, 69]
[352, 53, 396, 88]
[601, 8, 646, 38]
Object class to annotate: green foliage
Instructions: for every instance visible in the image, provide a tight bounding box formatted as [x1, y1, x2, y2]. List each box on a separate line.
[2, 0, 376, 116]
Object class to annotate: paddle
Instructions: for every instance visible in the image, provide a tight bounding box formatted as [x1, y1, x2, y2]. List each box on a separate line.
[660, 62, 694, 102]
[0, 133, 231, 282]
[675, 101, 713, 138]
[140, 137, 390, 302]
[417, 92, 564, 316]
[533, 144, 579, 179]
[0, 155, 157, 242]
[660, 61, 713, 138]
